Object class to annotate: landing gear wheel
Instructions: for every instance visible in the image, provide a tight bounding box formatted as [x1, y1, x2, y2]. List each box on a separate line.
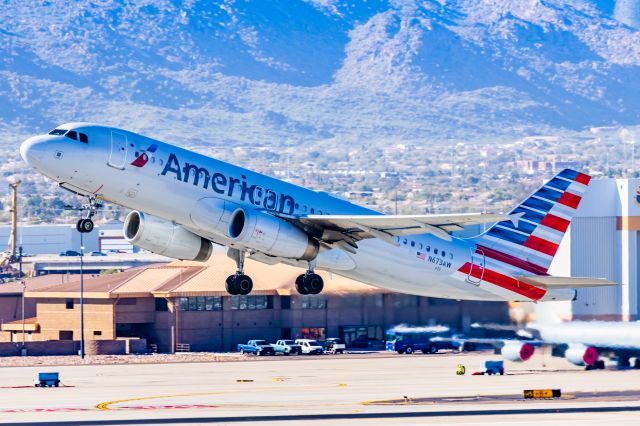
[303, 273, 323, 295]
[295, 274, 309, 295]
[225, 275, 238, 295]
[405, 346, 414, 354]
[235, 274, 253, 296]
[596, 360, 606, 370]
[225, 274, 253, 296]
[76, 218, 94, 233]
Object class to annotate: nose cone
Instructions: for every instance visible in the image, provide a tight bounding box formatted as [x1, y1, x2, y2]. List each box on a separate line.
[20, 135, 48, 167]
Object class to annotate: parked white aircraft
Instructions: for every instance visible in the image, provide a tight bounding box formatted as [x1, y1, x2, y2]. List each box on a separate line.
[20, 123, 615, 301]
[473, 305, 640, 369]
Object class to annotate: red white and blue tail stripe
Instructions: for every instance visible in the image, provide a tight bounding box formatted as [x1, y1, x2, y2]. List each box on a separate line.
[476, 169, 590, 274]
[457, 169, 591, 301]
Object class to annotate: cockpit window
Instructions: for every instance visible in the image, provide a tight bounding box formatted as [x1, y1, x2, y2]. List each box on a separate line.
[49, 129, 67, 136]
[79, 133, 88, 143]
[65, 130, 78, 141]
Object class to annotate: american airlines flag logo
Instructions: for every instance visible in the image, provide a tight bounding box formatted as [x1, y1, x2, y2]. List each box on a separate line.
[131, 144, 158, 167]
[416, 251, 426, 260]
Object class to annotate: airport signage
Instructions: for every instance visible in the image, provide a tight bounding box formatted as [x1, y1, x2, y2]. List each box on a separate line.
[523, 389, 561, 399]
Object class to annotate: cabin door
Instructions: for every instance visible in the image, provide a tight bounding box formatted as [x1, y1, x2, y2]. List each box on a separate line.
[108, 131, 128, 169]
[466, 248, 485, 285]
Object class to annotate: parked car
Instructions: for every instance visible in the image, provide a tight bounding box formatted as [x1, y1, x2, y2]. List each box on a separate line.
[295, 339, 324, 355]
[272, 340, 302, 355]
[237, 340, 275, 356]
[324, 338, 346, 354]
[59, 250, 81, 256]
[90, 251, 107, 256]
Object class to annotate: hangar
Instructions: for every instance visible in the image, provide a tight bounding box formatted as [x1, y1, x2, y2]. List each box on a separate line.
[550, 177, 640, 320]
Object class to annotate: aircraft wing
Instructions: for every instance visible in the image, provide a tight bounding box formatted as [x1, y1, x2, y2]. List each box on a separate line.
[285, 212, 514, 248]
[515, 276, 618, 289]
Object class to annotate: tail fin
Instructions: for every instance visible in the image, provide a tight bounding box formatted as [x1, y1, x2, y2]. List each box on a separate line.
[474, 169, 591, 275]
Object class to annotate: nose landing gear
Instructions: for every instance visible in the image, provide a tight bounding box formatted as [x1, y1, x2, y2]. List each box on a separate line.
[74, 196, 103, 234]
[295, 262, 324, 295]
[225, 248, 253, 296]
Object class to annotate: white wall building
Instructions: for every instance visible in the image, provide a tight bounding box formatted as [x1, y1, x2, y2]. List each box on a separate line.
[0, 220, 131, 255]
[550, 178, 640, 321]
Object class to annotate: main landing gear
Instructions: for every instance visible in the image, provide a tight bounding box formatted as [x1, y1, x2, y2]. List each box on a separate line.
[225, 248, 253, 296]
[76, 196, 103, 234]
[223, 249, 324, 296]
[295, 263, 324, 295]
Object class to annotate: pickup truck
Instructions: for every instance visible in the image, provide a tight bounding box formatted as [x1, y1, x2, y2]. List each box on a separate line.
[272, 340, 302, 355]
[237, 340, 275, 356]
[295, 339, 324, 355]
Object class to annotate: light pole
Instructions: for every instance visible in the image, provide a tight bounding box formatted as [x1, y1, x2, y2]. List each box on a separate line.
[18, 246, 25, 352]
[79, 231, 85, 359]
[65, 204, 88, 359]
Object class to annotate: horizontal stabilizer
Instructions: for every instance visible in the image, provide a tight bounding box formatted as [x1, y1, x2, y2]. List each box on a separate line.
[516, 276, 618, 289]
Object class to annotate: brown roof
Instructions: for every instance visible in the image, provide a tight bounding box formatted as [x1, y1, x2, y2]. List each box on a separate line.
[1, 317, 39, 332]
[22, 252, 382, 298]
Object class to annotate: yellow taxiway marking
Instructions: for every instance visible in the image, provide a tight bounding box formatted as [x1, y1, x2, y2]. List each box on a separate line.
[96, 392, 224, 411]
[96, 381, 353, 411]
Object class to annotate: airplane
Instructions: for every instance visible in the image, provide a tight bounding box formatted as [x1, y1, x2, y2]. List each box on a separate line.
[19, 123, 616, 301]
[468, 305, 640, 370]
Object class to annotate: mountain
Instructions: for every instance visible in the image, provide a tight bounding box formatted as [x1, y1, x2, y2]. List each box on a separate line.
[1, 0, 639, 148]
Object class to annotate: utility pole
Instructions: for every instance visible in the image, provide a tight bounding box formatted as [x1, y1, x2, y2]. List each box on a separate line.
[20, 247, 25, 352]
[9, 181, 21, 259]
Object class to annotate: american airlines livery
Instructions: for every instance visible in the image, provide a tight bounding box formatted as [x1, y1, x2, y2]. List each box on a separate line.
[20, 123, 615, 301]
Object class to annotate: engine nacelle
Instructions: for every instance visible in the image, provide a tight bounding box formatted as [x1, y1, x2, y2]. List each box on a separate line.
[564, 344, 598, 366]
[228, 208, 318, 260]
[190, 197, 236, 238]
[124, 211, 212, 261]
[501, 341, 535, 362]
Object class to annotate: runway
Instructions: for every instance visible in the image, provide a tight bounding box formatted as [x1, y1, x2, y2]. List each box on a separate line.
[1, 352, 639, 425]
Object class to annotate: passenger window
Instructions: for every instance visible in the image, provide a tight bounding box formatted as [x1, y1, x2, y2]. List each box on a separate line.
[434, 248, 438, 255]
[410, 241, 415, 247]
[403, 238, 407, 245]
[65, 130, 78, 141]
[442, 251, 446, 257]
[418, 243, 423, 250]
[426, 246, 430, 252]
[79, 133, 88, 143]
[449, 253, 453, 259]
[310, 208, 315, 214]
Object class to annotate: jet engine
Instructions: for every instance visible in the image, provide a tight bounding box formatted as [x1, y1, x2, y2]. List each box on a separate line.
[564, 344, 598, 366]
[124, 211, 212, 261]
[501, 341, 535, 362]
[228, 208, 318, 260]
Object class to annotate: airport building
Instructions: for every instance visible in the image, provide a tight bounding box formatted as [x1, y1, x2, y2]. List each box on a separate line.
[0, 220, 132, 255]
[0, 252, 508, 353]
[549, 177, 640, 321]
